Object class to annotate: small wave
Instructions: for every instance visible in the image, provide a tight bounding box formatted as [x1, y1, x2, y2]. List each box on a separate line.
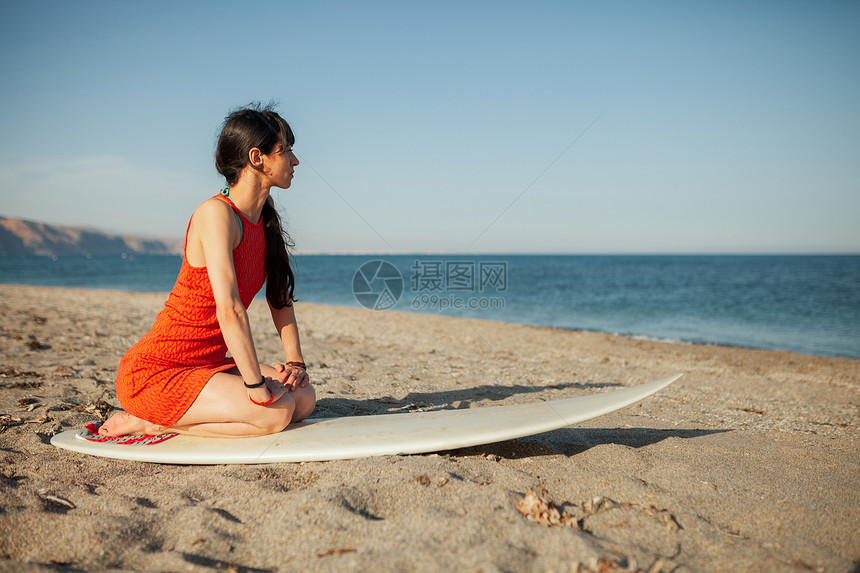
[628, 333, 688, 345]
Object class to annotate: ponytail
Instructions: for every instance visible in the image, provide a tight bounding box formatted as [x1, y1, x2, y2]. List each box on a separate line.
[262, 198, 296, 309]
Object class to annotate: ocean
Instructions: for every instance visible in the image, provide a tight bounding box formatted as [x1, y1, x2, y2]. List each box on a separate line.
[1, 254, 858, 359]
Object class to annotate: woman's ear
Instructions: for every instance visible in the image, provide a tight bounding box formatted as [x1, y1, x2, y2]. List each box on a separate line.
[248, 147, 263, 167]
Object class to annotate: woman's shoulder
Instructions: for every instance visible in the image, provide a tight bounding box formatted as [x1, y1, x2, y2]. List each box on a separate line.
[192, 196, 236, 224]
[188, 196, 240, 242]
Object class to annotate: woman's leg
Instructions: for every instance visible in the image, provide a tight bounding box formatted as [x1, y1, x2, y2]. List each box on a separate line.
[97, 411, 164, 436]
[169, 365, 315, 437]
[100, 364, 316, 438]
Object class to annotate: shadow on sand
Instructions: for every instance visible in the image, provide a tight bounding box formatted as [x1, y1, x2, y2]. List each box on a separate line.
[441, 427, 729, 460]
[311, 379, 715, 461]
[314, 380, 625, 418]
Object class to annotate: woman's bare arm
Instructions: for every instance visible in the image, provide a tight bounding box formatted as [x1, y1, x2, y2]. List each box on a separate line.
[269, 301, 309, 391]
[189, 198, 272, 402]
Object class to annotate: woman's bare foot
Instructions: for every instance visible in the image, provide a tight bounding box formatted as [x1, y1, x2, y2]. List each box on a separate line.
[99, 411, 165, 437]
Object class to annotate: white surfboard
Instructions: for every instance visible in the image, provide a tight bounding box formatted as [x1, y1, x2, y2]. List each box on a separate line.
[51, 374, 681, 465]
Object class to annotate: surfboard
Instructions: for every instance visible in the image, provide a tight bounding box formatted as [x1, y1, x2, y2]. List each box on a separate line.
[50, 373, 681, 465]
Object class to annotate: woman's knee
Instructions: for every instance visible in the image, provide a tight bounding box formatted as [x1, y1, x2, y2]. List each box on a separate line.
[256, 395, 295, 434]
[292, 383, 316, 423]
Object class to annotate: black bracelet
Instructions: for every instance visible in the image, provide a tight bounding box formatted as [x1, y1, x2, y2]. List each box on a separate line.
[286, 361, 307, 370]
[244, 375, 266, 389]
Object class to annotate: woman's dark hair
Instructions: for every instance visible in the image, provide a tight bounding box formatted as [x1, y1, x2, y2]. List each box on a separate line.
[215, 104, 296, 309]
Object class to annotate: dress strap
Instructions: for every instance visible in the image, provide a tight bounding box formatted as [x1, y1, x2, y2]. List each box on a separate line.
[219, 188, 243, 244]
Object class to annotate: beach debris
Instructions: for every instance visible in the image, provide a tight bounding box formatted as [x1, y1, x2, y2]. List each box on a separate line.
[736, 407, 766, 415]
[31, 315, 48, 325]
[810, 419, 850, 428]
[571, 557, 668, 573]
[3, 380, 43, 389]
[0, 415, 24, 432]
[640, 504, 682, 531]
[518, 491, 683, 534]
[516, 489, 580, 529]
[24, 412, 54, 424]
[52, 365, 75, 377]
[50, 402, 77, 412]
[584, 496, 617, 514]
[317, 548, 355, 558]
[38, 491, 76, 511]
[16, 397, 41, 411]
[67, 479, 101, 495]
[0, 365, 41, 378]
[580, 496, 682, 531]
[415, 474, 449, 487]
[26, 337, 50, 350]
[73, 399, 114, 418]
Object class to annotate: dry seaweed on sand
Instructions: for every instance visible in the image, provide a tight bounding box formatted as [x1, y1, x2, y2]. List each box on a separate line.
[0, 365, 41, 379]
[16, 397, 42, 411]
[71, 399, 114, 419]
[69, 390, 115, 419]
[23, 412, 55, 424]
[571, 557, 670, 573]
[516, 488, 580, 528]
[0, 414, 24, 432]
[517, 491, 683, 533]
[582, 495, 683, 531]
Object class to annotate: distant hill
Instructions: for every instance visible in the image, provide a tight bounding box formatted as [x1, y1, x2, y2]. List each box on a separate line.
[0, 216, 182, 256]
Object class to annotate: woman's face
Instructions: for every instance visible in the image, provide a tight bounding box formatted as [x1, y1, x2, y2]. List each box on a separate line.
[264, 143, 299, 189]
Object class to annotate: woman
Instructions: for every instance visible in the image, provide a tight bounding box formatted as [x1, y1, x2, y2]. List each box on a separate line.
[99, 106, 315, 438]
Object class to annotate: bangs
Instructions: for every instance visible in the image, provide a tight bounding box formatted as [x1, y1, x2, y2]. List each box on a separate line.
[268, 113, 295, 150]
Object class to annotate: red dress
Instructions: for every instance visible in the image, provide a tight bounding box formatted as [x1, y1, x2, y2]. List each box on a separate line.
[116, 194, 267, 426]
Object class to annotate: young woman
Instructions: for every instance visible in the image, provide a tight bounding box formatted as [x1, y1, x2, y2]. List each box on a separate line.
[99, 106, 315, 438]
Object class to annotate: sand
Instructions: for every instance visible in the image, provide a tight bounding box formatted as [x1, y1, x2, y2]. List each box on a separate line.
[0, 284, 857, 572]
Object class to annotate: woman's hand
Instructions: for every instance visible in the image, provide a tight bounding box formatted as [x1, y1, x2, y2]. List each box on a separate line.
[273, 363, 309, 392]
[246, 380, 280, 406]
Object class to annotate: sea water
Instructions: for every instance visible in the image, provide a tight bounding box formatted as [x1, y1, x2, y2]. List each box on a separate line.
[1, 254, 858, 359]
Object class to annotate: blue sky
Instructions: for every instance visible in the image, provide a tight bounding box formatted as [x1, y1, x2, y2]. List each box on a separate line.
[1, 1, 858, 253]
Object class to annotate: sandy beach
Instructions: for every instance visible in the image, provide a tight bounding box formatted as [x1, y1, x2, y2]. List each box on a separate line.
[0, 284, 857, 572]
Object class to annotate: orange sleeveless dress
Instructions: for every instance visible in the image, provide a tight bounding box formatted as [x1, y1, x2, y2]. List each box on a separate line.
[115, 194, 267, 426]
